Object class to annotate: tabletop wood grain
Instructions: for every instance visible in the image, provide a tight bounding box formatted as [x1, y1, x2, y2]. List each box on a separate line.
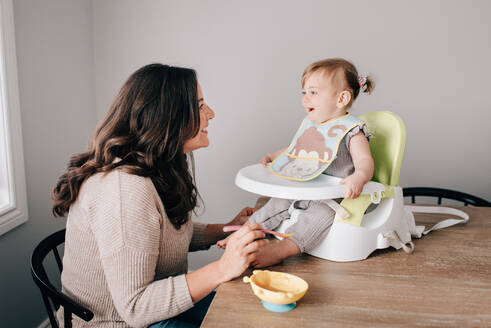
[201, 205, 491, 328]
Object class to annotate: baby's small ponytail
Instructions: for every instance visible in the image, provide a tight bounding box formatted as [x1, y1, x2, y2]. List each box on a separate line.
[364, 76, 375, 94]
[358, 75, 375, 95]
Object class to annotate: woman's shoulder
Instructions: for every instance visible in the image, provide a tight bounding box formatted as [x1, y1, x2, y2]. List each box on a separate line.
[87, 168, 151, 186]
[82, 169, 158, 203]
[75, 169, 165, 257]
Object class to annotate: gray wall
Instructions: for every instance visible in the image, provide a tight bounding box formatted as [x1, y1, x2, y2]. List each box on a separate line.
[92, 0, 491, 271]
[0, 1, 96, 327]
[2, 1, 491, 327]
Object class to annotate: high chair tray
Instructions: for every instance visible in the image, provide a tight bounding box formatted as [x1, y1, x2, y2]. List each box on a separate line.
[235, 164, 385, 200]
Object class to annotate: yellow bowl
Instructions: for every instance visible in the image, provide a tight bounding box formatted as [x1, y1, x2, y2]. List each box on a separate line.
[243, 270, 309, 305]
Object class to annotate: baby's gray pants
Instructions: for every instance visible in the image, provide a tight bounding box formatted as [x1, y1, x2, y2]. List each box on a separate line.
[249, 198, 335, 252]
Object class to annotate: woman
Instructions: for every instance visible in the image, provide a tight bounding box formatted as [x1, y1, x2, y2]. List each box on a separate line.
[52, 64, 268, 327]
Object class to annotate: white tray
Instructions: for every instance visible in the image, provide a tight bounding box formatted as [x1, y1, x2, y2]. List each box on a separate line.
[235, 164, 385, 200]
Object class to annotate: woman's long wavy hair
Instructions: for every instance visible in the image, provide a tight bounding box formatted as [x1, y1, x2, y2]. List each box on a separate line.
[52, 64, 201, 229]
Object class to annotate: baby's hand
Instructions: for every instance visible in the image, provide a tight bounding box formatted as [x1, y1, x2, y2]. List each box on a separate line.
[259, 147, 287, 166]
[259, 153, 274, 166]
[340, 173, 366, 199]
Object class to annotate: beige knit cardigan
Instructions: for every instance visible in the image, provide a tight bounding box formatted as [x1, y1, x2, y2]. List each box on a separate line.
[57, 169, 211, 327]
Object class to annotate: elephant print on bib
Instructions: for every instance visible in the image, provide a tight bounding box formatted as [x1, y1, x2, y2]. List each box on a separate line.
[278, 127, 334, 177]
[271, 114, 364, 181]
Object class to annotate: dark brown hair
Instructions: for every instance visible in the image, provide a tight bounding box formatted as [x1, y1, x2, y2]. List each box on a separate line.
[51, 63, 201, 229]
[302, 58, 375, 108]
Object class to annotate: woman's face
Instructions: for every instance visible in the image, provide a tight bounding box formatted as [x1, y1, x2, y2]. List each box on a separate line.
[183, 83, 215, 153]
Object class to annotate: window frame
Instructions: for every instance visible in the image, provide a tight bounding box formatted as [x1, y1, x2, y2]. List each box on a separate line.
[0, 0, 28, 235]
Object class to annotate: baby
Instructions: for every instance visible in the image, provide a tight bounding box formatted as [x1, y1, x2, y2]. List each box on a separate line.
[220, 58, 375, 268]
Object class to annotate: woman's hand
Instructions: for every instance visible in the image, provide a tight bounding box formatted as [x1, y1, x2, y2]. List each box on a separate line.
[186, 223, 268, 302]
[216, 237, 229, 249]
[340, 173, 366, 199]
[228, 207, 257, 226]
[217, 223, 269, 281]
[217, 207, 257, 249]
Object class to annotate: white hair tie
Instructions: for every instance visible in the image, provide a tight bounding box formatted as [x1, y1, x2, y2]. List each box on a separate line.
[357, 75, 368, 92]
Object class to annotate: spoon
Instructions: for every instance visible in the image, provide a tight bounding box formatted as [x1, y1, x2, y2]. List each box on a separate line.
[223, 225, 294, 238]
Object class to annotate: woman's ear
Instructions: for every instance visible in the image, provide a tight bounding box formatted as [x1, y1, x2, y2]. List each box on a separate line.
[337, 90, 351, 108]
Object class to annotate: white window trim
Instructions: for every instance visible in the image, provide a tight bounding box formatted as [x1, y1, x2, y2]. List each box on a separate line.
[0, 0, 28, 235]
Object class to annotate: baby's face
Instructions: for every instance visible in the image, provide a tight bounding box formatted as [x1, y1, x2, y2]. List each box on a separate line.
[301, 71, 343, 123]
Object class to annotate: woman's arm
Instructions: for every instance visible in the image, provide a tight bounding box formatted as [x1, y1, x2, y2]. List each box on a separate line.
[189, 207, 256, 250]
[186, 223, 268, 302]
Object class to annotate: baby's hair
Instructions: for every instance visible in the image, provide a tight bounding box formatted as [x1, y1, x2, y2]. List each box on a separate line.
[302, 58, 374, 108]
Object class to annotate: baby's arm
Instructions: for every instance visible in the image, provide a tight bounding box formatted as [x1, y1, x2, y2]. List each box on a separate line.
[341, 131, 374, 198]
[260, 146, 288, 166]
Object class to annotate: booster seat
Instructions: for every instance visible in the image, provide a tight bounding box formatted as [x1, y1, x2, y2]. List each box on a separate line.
[235, 111, 469, 262]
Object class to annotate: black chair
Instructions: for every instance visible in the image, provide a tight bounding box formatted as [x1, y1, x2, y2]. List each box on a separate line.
[403, 187, 491, 207]
[31, 229, 93, 328]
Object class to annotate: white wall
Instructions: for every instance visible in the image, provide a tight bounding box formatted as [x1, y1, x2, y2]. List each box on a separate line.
[0, 1, 96, 327]
[93, 0, 491, 270]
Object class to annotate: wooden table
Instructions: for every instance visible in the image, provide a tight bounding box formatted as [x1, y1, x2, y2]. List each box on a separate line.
[202, 206, 491, 327]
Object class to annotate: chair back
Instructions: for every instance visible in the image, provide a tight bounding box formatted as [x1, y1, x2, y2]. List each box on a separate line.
[403, 187, 491, 207]
[359, 111, 406, 186]
[30, 229, 93, 328]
